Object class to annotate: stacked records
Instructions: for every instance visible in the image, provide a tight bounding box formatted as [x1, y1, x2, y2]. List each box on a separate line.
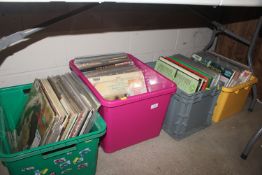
[154, 51, 253, 95]
[11, 72, 100, 152]
[74, 53, 147, 100]
[155, 54, 221, 94]
[191, 51, 252, 87]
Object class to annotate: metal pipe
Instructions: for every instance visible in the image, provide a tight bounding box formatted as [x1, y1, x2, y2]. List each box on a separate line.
[212, 21, 251, 46]
[247, 16, 262, 111]
[241, 127, 262, 159]
[247, 16, 262, 72]
[0, 3, 100, 52]
[203, 29, 218, 51]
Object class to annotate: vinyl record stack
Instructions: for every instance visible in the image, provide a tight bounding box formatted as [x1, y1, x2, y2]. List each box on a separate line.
[74, 53, 147, 100]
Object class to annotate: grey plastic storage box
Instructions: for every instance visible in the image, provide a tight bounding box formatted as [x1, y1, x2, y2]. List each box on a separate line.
[163, 88, 220, 140]
[147, 61, 220, 140]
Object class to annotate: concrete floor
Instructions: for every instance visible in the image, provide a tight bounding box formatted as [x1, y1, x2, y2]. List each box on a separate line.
[1, 102, 262, 175]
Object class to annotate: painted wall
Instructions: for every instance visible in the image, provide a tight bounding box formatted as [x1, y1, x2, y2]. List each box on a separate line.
[0, 27, 212, 87]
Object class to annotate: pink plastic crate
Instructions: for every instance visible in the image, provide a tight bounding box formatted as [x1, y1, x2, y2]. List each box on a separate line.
[70, 54, 176, 153]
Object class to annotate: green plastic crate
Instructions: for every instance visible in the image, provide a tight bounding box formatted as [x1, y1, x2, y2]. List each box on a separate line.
[0, 84, 106, 175]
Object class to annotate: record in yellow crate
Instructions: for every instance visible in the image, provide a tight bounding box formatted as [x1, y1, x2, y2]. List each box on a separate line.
[212, 76, 258, 123]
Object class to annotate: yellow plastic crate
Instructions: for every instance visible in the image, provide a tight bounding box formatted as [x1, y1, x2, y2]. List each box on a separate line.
[212, 76, 258, 123]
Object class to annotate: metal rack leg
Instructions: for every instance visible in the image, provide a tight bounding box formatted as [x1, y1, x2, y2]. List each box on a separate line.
[248, 85, 258, 112]
[241, 127, 262, 159]
[247, 16, 262, 112]
[203, 29, 218, 51]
